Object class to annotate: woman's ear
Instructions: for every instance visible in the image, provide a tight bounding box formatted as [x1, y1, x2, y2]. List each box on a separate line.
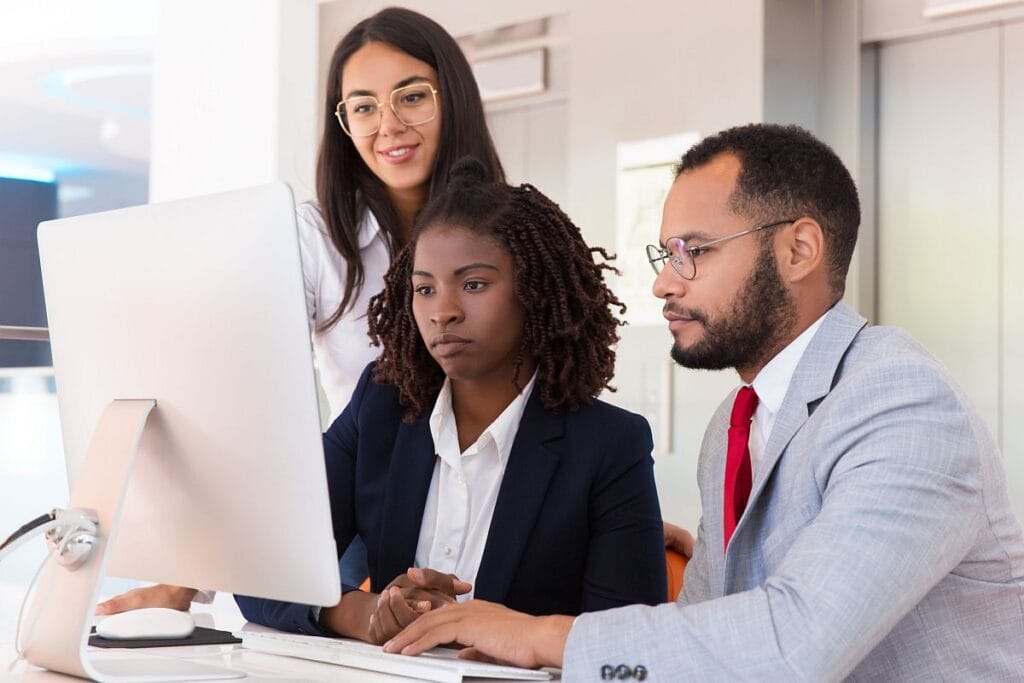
[779, 217, 825, 284]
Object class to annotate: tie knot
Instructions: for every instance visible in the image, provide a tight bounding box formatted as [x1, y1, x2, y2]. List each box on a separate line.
[730, 386, 759, 427]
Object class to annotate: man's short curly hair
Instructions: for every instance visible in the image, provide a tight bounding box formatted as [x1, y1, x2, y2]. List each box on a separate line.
[367, 157, 626, 421]
[676, 123, 861, 296]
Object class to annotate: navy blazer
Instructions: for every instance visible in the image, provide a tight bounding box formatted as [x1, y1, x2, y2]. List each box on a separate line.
[236, 363, 666, 634]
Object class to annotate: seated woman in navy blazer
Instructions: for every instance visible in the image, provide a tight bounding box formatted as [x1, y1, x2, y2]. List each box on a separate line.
[236, 158, 666, 643]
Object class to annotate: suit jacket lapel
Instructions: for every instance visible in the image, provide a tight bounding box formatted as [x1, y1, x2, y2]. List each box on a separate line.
[738, 302, 868, 534]
[700, 417, 731, 597]
[374, 413, 436, 589]
[474, 390, 563, 603]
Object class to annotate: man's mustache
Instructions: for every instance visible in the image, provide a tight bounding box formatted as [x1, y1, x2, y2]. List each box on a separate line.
[663, 303, 708, 325]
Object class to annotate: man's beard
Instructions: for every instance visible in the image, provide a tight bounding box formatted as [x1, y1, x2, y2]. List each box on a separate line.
[669, 245, 797, 372]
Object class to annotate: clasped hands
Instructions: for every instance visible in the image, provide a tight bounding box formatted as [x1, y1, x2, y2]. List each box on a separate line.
[320, 566, 472, 644]
[369, 567, 472, 644]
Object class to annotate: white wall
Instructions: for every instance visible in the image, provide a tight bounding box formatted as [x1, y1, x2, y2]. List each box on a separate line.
[150, 0, 318, 202]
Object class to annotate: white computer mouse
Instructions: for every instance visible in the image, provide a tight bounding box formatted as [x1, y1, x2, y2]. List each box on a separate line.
[95, 607, 195, 640]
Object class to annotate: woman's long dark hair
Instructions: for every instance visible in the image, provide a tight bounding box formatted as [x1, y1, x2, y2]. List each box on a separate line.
[317, 7, 505, 330]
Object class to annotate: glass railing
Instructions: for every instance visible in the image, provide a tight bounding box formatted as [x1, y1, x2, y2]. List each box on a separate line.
[0, 363, 67, 636]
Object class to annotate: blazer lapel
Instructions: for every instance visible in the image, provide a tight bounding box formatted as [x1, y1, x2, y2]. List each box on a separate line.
[374, 414, 436, 589]
[473, 391, 563, 603]
[700, 413, 731, 597]
[737, 302, 868, 537]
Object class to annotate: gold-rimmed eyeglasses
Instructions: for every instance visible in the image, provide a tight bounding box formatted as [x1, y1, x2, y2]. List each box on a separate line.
[335, 83, 439, 138]
[645, 219, 796, 280]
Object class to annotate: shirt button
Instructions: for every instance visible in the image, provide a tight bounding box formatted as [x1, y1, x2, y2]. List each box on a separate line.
[456, 474, 466, 486]
[442, 545, 453, 557]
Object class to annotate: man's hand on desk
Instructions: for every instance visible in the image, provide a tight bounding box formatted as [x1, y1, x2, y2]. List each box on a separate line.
[383, 599, 571, 670]
[95, 584, 197, 615]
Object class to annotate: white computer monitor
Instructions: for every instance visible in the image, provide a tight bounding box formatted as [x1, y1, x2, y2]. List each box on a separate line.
[20, 184, 340, 681]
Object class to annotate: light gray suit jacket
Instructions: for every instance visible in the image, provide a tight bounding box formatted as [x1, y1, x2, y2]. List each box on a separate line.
[565, 301, 1024, 681]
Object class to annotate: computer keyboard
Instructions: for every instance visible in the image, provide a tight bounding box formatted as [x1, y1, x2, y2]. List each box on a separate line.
[239, 629, 553, 682]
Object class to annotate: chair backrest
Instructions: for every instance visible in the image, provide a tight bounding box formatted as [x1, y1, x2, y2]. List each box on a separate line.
[666, 549, 688, 601]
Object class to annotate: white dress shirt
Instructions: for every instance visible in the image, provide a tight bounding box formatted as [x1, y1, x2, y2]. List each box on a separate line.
[414, 373, 537, 600]
[296, 202, 390, 420]
[747, 314, 827, 476]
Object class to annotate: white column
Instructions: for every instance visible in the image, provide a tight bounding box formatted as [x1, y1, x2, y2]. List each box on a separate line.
[149, 0, 318, 203]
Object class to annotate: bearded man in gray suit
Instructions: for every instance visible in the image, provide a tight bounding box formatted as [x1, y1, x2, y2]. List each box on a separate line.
[385, 123, 1024, 680]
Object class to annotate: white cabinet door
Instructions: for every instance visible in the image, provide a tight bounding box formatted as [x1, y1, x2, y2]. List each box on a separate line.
[878, 26, 1001, 435]
[878, 21, 1024, 521]
[1002, 22, 1024, 518]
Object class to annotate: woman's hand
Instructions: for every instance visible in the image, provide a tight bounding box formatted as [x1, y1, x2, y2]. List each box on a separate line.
[366, 585, 431, 644]
[384, 567, 472, 609]
[321, 567, 472, 644]
[95, 584, 197, 615]
[366, 567, 472, 643]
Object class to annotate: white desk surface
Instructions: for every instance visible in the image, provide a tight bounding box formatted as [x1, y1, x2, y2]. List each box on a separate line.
[1, 584, 551, 682]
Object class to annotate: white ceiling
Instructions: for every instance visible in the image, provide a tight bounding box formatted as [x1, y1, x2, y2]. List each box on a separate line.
[0, 1, 155, 182]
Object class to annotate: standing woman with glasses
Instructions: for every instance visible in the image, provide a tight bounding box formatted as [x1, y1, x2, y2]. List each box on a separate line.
[309, 7, 503, 416]
[95, 6, 507, 616]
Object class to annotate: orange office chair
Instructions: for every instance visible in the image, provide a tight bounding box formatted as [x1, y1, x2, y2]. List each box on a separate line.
[666, 549, 688, 602]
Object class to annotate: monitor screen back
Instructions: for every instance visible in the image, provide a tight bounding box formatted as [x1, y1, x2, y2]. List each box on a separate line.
[37, 183, 340, 608]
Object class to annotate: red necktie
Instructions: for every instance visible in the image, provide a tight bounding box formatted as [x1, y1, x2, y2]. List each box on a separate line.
[724, 386, 758, 550]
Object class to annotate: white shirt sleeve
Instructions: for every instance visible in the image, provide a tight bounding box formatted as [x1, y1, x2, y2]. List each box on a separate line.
[294, 202, 324, 331]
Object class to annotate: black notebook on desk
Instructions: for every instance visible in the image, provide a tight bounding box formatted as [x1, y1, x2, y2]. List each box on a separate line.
[88, 625, 241, 649]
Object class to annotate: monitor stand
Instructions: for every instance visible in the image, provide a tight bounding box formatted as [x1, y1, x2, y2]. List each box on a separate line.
[18, 399, 243, 681]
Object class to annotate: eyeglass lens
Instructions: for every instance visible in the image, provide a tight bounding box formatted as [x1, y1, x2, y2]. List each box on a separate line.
[337, 83, 436, 137]
[646, 238, 695, 279]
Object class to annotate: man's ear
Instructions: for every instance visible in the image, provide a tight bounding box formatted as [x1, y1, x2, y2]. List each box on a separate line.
[779, 217, 825, 284]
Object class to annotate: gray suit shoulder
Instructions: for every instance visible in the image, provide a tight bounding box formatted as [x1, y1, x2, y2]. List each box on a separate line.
[832, 322, 996, 470]
[841, 325, 974, 402]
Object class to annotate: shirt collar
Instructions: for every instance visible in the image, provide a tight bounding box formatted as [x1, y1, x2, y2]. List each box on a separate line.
[358, 210, 382, 249]
[429, 372, 537, 466]
[749, 313, 828, 415]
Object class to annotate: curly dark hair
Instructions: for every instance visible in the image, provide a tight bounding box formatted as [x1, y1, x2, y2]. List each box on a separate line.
[367, 158, 626, 421]
[676, 123, 860, 296]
